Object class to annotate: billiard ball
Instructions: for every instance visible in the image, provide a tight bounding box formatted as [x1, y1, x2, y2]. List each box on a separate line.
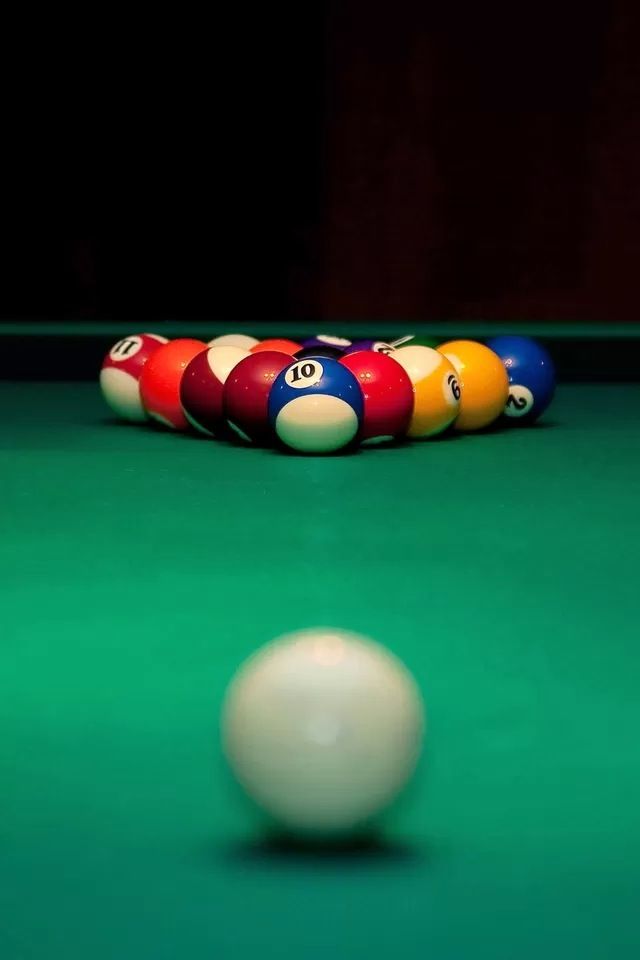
[180, 345, 250, 436]
[268, 357, 364, 453]
[294, 345, 345, 361]
[222, 628, 424, 836]
[437, 339, 509, 431]
[251, 338, 303, 355]
[139, 338, 208, 430]
[392, 345, 461, 437]
[340, 351, 414, 443]
[99, 333, 169, 422]
[223, 350, 295, 444]
[404, 335, 441, 349]
[485, 335, 556, 423]
[342, 339, 395, 356]
[208, 333, 260, 350]
[301, 334, 352, 351]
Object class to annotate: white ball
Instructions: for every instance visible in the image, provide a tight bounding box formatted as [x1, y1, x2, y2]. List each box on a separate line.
[222, 628, 425, 835]
[208, 333, 259, 350]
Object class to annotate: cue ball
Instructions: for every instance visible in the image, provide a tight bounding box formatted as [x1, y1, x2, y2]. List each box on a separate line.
[139, 338, 208, 430]
[485, 335, 556, 423]
[222, 628, 425, 835]
[99, 333, 169, 421]
[268, 357, 364, 453]
[437, 339, 509, 431]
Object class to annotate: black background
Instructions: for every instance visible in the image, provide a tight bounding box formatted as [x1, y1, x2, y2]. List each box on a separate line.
[3, 2, 640, 325]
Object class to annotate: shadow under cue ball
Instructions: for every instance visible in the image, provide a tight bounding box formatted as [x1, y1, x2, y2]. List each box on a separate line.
[221, 628, 425, 837]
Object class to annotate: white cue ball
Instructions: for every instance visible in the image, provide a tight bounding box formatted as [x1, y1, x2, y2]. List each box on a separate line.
[222, 628, 425, 835]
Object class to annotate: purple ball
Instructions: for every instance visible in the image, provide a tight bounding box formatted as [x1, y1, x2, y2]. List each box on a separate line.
[301, 334, 352, 352]
[343, 339, 395, 356]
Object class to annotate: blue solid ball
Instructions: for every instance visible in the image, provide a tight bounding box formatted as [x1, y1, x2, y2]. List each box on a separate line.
[301, 334, 352, 352]
[268, 357, 364, 453]
[342, 339, 395, 356]
[486, 335, 556, 423]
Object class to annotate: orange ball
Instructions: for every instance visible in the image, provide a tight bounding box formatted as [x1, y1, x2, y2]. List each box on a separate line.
[250, 338, 303, 355]
[437, 340, 509, 431]
[139, 338, 208, 430]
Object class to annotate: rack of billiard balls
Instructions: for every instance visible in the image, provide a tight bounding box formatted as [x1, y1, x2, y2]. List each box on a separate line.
[100, 332, 556, 453]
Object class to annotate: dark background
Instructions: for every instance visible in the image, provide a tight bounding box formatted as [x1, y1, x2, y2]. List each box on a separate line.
[3, 1, 640, 325]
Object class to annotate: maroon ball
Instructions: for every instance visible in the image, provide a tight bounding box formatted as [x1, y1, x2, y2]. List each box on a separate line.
[180, 345, 250, 436]
[223, 350, 295, 444]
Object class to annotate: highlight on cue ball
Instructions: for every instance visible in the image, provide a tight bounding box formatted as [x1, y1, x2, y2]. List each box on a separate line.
[221, 628, 425, 837]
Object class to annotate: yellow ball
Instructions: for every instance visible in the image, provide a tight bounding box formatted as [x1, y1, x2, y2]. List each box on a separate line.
[393, 345, 461, 437]
[437, 340, 509, 431]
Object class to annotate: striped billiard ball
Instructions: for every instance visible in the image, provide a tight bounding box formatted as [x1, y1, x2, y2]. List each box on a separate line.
[342, 340, 396, 356]
[100, 333, 169, 422]
[180, 345, 250, 436]
[268, 357, 364, 453]
[393, 345, 461, 438]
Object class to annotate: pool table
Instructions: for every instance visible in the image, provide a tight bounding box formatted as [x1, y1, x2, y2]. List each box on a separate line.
[2, 325, 639, 959]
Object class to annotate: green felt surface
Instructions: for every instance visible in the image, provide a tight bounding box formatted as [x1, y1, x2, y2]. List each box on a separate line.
[1, 382, 639, 959]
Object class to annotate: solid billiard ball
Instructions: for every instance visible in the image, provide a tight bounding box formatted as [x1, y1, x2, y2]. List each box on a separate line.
[485, 335, 556, 423]
[99, 333, 169, 422]
[437, 339, 509, 431]
[208, 333, 260, 350]
[340, 351, 414, 443]
[342, 339, 395, 356]
[392, 345, 461, 437]
[180, 345, 250, 436]
[301, 334, 352, 352]
[223, 350, 295, 444]
[222, 628, 424, 836]
[404, 335, 441, 349]
[139, 338, 208, 430]
[294, 345, 345, 361]
[250, 338, 303, 355]
[268, 357, 364, 453]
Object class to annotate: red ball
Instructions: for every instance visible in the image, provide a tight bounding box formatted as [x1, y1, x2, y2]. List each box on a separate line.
[223, 350, 295, 444]
[139, 338, 208, 430]
[250, 338, 303, 355]
[100, 333, 169, 421]
[180, 345, 250, 436]
[339, 351, 414, 444]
